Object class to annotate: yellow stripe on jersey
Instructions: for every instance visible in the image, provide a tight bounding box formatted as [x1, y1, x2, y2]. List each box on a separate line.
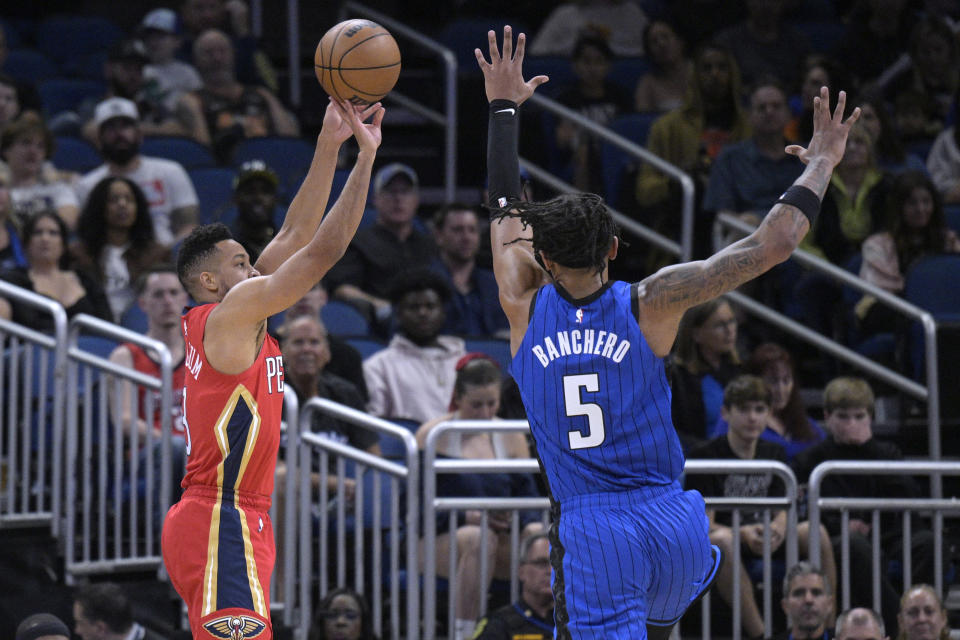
[200, 384, 266, 617]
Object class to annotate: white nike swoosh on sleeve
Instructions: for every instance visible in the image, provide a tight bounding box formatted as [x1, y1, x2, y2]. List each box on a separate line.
[495, 108, 516, 115]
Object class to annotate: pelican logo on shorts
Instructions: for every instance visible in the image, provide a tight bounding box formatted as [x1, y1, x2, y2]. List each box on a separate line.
[575, 309, 584, 323]
[202, 615, 267, 639]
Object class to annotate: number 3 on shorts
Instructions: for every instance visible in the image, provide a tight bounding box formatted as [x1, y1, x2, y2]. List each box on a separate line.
[563, 373, 606, 450]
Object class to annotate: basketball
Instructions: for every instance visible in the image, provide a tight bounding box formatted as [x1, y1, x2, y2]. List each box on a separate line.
[314, 19, 401, 105]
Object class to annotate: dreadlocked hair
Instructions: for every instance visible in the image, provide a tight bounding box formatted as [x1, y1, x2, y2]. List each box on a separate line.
[490, 193, 618, 274]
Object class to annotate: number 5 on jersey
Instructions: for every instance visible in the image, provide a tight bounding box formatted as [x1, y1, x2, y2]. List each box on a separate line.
[564, 373, 606, 450]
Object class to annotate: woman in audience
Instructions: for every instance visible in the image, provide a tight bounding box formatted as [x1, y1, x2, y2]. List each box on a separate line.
[897, 584, 950, 640]
[786, 55, 847, 145]
[309, 587, 379, 640]
[633, 19, 690, 113]
[0, 211, 110, 330]
[0, 113, 79, 228]
[857, 94, 927, 176]
[71, 177, 168, 323]
[857, 171, 960, 336]
[0, 73, 21, 132]
[710, 342, 825, 460]
[668, 297, 743, 450]
[416, 355, 542, 640]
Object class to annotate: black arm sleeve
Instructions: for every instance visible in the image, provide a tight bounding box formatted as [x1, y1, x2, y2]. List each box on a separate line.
[487, 99, 522, 210]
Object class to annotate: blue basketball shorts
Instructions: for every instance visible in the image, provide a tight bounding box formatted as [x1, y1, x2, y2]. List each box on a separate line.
[549, 481, 719, 639]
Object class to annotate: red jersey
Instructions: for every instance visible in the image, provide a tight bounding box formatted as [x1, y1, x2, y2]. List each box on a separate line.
[180, 304, 284, 499]
[124, 342, 186, 436]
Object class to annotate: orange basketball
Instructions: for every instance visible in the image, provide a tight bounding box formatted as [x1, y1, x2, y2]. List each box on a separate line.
[314, 19, 401, 105]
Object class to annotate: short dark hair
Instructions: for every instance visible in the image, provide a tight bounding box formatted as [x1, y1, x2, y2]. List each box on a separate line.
[74, 583, 132, 633]
[519, 531, 549, 563]
[453, 355, 501, 398]
[491, 193, 618, 275]
[783, 561, 832, 596]
[309, 588, 375, 640]
[135, 263, 179, 295]
[387, 267, 451, 306]
[572, 30, 613, 61]
[176, 223, 234, 294]
[723, 375, 771, 408]
[433, 202, 478, 231]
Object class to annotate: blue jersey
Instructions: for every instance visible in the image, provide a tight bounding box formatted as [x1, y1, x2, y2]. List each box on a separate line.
[511, 280, 684, 503]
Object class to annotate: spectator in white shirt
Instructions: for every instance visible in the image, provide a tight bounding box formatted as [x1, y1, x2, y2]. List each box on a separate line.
[75, 97, 199, 247]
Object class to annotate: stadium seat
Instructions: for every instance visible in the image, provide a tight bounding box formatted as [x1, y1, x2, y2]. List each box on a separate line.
[38, 78, 105, 119]
[345, 337, 386, 361]
[380, 418, 419, 459]
[231, 136, 315, 193]
[120, 304, 148, 334]
[64, 50, 109, 80]
[52, 137, 102, 173]
[321, 301, 371, 337]
[600, 112, 659, 207]
[188, 167, 237, 224]
[36, 16, 123, 65]
[944, 204, 960, 234]
[904, 254, 960, 379]
[609, 57, 650, 94]
[2, 49, 58, 83]
[794, 21, 845, 54]
[437, 18, 529, 70]
[524, 56, 575, 96]
[0, 19, 23, 49]
[464, 337, 512, 372]
[142, 136, 216, 170]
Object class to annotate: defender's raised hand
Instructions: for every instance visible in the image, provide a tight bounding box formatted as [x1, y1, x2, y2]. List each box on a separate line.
[331, 98, 384, 151]
[474, 25, 548, 104]
[319, 98, 383, 146]
[785, 86, 860, 167]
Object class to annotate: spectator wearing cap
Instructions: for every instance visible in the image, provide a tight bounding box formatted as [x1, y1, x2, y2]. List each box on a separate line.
[175, 28, 299, 163]
[230, 159, 281, 263]
[15, 612, 70, 640]
[75, 97, 199, 247]
[1, 112, 80, 228]
[325, 163, 436, 328]
[139, 8, 203, 117]
[429, 202, 509, 337]
[77, 39, 187, 142]
[363, 267, 465, 422]
[73, 582, 165, 640]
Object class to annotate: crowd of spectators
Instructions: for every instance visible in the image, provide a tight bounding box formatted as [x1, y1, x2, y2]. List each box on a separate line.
[3, 1, 959, 638]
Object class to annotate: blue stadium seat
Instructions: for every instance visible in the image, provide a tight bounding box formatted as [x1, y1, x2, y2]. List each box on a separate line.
[52, 136, 102, 173]
[904, 254, 960, 379]
[142, 136, 215, 170]
[231, 136, 315, 193]
[188, 167, 237, 224]
[120, 304, 148, 334]
[380, 418, 419, 459]
[345, 337, 386, 361]
[794, 21, 845, 54]
[64, 50, 109, 80]
[944, 204, 960, 234]
[3, 49, 58, 83]
[464, 337, 512, 372]
[437, 19, 529, 70]
[0, 19, 23, 49]
[36, 16, 123, 65]
[321, 301, 371, 337]
[38, 78, 105, 118]
[600, 112, 659, 207]
[609, 57, 650, 94]
[839, 253, 897, 362]
[524, 57, 575, 96]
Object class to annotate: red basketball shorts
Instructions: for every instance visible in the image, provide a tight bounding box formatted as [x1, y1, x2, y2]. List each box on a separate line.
[162, 486, 275, 639]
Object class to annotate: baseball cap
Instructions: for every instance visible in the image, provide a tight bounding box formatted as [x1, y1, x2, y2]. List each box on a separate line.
[15, 613, 70, 640]
[108, 38, 149, 64]
[373, 163, 418, 194]
[94, 97, 140, 128]
[234, 160, 279, 190]
[140, 8, 178, 34]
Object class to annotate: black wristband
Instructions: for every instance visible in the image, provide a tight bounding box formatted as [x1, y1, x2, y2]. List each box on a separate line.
[776, 185, 821, 226]
[487, 99, 521, 213]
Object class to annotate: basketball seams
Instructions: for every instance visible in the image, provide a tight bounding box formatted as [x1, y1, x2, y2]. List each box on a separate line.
[323, 22, 350, 100]
[314, 62, 402, 71]
[335, 32, 400, 67]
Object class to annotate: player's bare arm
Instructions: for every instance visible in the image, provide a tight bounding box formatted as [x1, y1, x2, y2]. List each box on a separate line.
[205, 99, 384, 374]
[255, 100, 379, 275]
[476, 26, 548, 349]
[637, 87, 860, 356]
